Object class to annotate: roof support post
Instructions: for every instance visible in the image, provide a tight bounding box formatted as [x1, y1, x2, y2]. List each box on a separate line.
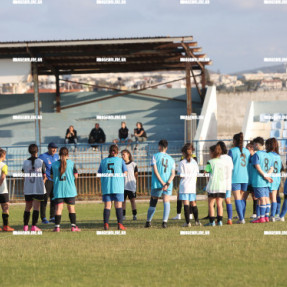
[32, 62, 41, 147]
[186, 63, 192, 143]
[55, 69, 61, 112]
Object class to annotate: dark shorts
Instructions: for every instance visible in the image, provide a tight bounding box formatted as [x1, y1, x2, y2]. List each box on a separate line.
[247, 185, 254, 193]
[0, 193, 9, 204]
[54, 197, 76, 205]
[124, 190, 136, 200]
[25, 194, 45, 202]
[208, 193, 226, 199]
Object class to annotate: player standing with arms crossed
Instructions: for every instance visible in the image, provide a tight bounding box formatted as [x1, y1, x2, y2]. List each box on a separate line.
[22, 144, 46, 232]
[145, 140, 175, 228]
[178, 143, 201, 227]
[98, 145, 128, 230]
[0, 149, 14, 231]
[228, 132, 250, 224]
[251, 137, 273, 223]
[51, 147, 80, 232]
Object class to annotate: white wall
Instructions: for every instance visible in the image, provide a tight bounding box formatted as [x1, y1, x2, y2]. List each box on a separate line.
[194, 85, 217, 166]
[0, 59, 30, 84]
[242, 101, 254, 140]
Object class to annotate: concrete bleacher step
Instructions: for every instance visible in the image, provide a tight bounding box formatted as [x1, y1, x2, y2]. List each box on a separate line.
[0, 88, 203, 146]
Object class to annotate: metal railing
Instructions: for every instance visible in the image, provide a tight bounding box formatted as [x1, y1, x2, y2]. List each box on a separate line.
[2, 141, 184, 200]
[2, 139, 287, 201]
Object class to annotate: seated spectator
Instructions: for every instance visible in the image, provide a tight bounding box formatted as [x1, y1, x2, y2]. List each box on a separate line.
[65, 125, 78, 145]
[88, 123, 106, 144]
[131, 122, 147, 150]
[113, 122, 132, 144]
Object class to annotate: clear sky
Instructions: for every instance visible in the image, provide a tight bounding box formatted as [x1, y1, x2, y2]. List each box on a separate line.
[0, 0, 286, 74]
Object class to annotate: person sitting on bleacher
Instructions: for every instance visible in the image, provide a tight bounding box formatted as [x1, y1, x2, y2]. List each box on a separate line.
[65, 125, 78, 145]
[113, 122, 132, 144]
[131, 122, 147, 150]
[88, 123, 106, 144]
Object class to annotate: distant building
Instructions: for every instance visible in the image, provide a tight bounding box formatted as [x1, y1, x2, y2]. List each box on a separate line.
[243, 73, 266, 81]
[259, 79, 283, 90]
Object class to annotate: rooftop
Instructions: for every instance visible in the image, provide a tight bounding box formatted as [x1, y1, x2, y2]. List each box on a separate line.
[0, 36, 212, 75]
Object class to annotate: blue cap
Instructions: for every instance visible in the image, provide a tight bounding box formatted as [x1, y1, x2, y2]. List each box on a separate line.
[48, 142, 58, 148]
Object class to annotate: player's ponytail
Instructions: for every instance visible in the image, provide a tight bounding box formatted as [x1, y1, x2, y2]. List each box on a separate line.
[217, 141, 227, 155]
[59, 147, 69, 176]
[265, 138, 271, 152]
[267, 138, 279, 154]
[181, 143, 194, 163]
[109, 144, 118, 157]
[233, 132, 244, 156]
[28, 144, 38, 170]
[210, 144, 222, 158]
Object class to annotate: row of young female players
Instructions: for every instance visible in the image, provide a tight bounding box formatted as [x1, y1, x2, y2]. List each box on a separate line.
[193, 133, 285, 226]
[0, 140, 191, 231]
[171, 134, 286, 226]
[0, 144, 138, 232]
[227, 133, 286, 224]
[0, 145, 81, 232]
[0, 135, 287, 231]
[144, 133, 287, 228]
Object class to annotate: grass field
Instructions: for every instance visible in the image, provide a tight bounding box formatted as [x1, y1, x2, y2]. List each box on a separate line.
[1, 200, 287, 287]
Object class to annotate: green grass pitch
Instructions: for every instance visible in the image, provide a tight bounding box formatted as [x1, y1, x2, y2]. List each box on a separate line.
[1, 200, 287, 287]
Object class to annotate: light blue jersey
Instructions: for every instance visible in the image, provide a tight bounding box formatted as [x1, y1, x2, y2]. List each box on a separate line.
[269, 151, 282, 191]
[251, 150, 272, 188]
[151, 152, 175, 192]
[248, 155, 257, 186]
[98, 157, 127, 195]
[228, 147, 250, 184]
[52, 160, 78, 199]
